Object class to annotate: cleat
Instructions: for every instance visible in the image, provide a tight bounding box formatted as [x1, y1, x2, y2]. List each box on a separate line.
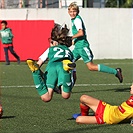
[62, 60, 76, 71]
[115, 68, 123, 83]
[5, 62, 10, 65]
[26, 59, 39, 72]
[72, 113, 81, 119]
[17, 58, 20, 64]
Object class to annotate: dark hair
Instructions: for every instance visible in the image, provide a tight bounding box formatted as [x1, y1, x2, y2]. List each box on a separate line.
[1, 20, 8, 25]
[51, 23, 72, 47]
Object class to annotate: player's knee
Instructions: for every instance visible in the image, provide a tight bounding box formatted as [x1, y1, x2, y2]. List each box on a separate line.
[62, 93, 71, 99]
[41, 96, 52, 102]
[80, 95, 88, 102]
[76, 116, 82, 124]
[87, 65, 94, 71]
[87, 63, 97, 71]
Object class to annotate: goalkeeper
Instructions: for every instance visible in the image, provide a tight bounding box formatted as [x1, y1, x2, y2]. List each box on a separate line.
[27, 24, 76, 102]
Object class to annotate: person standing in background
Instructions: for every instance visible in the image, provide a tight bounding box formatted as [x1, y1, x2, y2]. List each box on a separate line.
[0, 20, 20, 65]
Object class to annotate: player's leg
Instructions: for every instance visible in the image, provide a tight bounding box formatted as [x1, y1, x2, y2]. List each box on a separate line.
[74, 95, 106, 124]
[80, 95, 100, 112]
[27, 59, 52, 102]
[73, 95, 100, 119]
[76, 116, 97, 124]
[61, 72, 72, 99]
[31, 69, 51, 101]
[57, 63, 72, 99]
[86, 62, 123, 83]
[3, 47, 10, 65]
[73, 95, 99, 124]
[54, 60, 76, 94]
[41, 88, 54, 102]
[81, 46, 123, 83]
[9, 46, 20, 64]
[46, 62, 60, 96]
[71, 70, 76, 88]
[86, 61, 116, 74]
[71, 49, 81, 85]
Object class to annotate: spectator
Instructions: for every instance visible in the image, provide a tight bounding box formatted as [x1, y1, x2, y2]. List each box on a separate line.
[0, 20, 20, 65]
[0, 0, 5, 8]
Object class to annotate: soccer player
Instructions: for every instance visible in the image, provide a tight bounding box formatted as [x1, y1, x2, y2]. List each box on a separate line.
[27, 24, 76, 102]
[72, 84, 133, 125]
[0, 20, 20, 65]
[68, 2, 123, 83]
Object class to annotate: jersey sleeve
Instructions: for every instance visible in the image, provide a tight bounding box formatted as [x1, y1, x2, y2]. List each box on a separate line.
[8, 28, 13, 39]
[38, 48, 49, 62]
[74, 18, 83, 31]
[126, 96, 133, 107]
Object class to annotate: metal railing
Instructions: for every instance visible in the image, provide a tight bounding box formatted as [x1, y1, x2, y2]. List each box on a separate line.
[0, 0, 59, 9]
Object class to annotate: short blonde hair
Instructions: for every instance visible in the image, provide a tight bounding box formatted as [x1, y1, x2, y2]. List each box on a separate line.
[68, 2, 79, 14]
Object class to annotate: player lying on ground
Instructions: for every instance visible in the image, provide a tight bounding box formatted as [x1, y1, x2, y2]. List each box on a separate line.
[72, 84, 133, 125]
[27, 24, 76, 102]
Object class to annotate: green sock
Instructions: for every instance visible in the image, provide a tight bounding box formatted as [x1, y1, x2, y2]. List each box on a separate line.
[98, 64, 117, 75]
[32, 70, 48, 96]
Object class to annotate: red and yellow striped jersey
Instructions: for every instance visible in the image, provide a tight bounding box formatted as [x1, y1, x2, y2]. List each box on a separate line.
[103, 96, 133, 124]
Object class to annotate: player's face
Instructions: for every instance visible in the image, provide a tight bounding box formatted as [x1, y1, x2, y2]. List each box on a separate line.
[130, 84, 133, 95]
[1, 23, 6, 30]
[68, 9, 77, 19]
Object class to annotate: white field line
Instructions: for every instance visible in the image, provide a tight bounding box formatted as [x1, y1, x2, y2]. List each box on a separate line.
[0, 62, 133, 66]
[0, 83, 131, 88]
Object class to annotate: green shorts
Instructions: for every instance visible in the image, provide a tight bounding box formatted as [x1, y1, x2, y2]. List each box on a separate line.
[45, 62, 72, 93]
[72, 46, 94, 63]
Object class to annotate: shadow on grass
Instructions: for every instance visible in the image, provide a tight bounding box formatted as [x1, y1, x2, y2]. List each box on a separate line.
[73, 87, 130, 94]
[53, 124, 114, 133]
[53, 120, 130, 133]
[1, 116, 15, 119]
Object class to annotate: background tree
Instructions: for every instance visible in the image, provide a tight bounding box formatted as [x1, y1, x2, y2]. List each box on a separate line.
[105, 0, 133, 8]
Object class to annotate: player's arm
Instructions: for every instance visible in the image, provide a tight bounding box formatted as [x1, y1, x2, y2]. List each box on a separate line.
[37, 48, 49, 67]
[72, 18, 84, 40]
[8, 28, 13, 40]
[37, 40, 58, 67]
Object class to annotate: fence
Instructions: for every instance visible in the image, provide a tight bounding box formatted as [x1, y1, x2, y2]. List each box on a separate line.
[0, 0, 59, 8]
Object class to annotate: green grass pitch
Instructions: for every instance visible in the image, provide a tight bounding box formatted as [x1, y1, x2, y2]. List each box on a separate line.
[0, 59, 133, 133]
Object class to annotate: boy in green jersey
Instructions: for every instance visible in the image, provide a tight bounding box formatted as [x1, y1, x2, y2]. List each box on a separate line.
[27, 24, 76, 102]
[68, 2, 123, 83]
[0, 20, 20, 65]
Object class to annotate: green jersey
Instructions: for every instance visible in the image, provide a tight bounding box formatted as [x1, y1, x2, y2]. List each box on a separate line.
[0, 28, 13, 44]
[48, 44, 74, 64]
[71, 15, 89, 48]
[44, 44, 74, 94]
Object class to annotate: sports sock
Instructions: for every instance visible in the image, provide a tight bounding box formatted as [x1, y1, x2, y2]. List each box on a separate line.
[32, 70, 48, 96]
[80, 103, 89, 116]
[98, 64, 117, 75]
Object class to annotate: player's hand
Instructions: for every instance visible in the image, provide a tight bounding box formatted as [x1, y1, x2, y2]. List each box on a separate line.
[62, 60, 76, 72]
